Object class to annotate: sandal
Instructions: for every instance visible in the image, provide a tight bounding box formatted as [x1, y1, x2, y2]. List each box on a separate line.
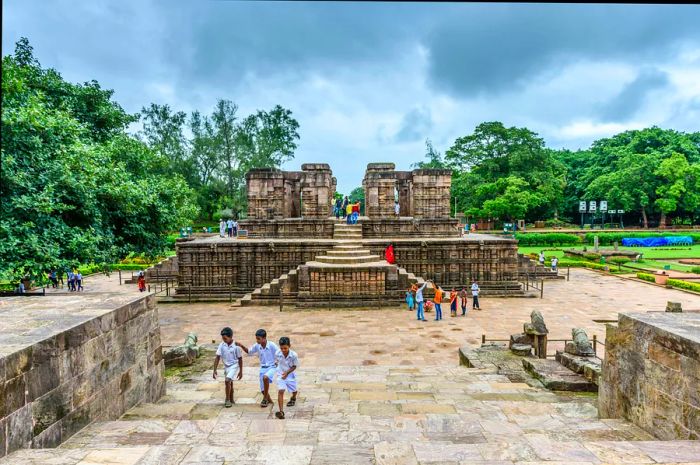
[275, 411, 285, 419]
[286, 398, 296, 407]
[260, 399, 270, 408]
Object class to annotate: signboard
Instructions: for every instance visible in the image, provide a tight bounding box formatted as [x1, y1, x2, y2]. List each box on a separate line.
[600, 200, 608, 211]
[579, 201, 587, 213]
[609, 210, 617, 214]
[618, 209, 625, 214]
[589, 201, 597, 212]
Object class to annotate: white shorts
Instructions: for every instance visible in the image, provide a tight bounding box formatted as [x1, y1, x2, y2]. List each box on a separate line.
[276, 372, 297, 393]
[259, 367, 276, 391]
[224, 364, 240, 381]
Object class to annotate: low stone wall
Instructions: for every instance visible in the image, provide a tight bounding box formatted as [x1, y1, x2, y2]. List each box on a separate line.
[238, 219, 335, 239]
[599, 312, 700, 440]
[0, 294, 165, 456]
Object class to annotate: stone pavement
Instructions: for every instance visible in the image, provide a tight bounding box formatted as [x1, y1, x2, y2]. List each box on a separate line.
[3, 269, 700, 464]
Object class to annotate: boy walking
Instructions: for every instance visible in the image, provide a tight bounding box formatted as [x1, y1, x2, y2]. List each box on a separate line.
[213, 327, 243, 408]
[237, 329, 278, 408]
[76, 272, 83, 291]
[274, 336, 299, 420]
[471, 280, 481, 310]
[432, 281, 443, 321]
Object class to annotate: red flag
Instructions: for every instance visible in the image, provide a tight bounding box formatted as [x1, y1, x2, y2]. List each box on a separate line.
[385, 244, 396, 264]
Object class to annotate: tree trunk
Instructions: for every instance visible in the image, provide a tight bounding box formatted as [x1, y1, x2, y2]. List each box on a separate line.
[641, 207, 648, 229]
[659, 212, 667, 229]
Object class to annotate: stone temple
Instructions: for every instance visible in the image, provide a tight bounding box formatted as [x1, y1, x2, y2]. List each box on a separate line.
[174, 163, 522, 306]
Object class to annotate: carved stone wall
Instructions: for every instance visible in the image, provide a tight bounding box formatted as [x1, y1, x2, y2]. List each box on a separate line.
[361, 218, 460, 238]
[246, 168, 285, 219]
[411, 169, 452, 219]
[363, 163, 397, 218]
[300, 163, 334, 218]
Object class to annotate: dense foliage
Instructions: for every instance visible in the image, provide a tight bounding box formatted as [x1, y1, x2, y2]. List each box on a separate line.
[1, 39, 198, 282]
[514, 233, 583, 246]
[413, 122, 700, 226]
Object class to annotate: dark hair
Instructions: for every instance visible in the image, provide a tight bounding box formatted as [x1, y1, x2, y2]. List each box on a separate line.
[255, 329, 267, 338]
[279, 336, 291, 347]
[220, 327, 233, 337]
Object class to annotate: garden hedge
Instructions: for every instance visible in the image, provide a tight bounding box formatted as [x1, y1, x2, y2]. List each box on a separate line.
[636, 272, 656, 283]
[514, 233, 583, 246]
[667, 279, 700, 293]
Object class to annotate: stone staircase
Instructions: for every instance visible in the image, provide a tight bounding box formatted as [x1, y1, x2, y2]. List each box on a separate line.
[332, 222, 362, 240]
[6, 362, 698, 464]
[313, 243, 382, 265]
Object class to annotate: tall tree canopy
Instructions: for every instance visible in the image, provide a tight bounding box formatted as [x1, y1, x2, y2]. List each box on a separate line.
[1, 38, 198, 282]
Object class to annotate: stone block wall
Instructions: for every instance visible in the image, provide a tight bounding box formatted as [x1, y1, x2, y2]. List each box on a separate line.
[246, 168, 285, 219]
[301, 163, 334, 218]
[0, 295, 165, 456]
[363, 163, 398, 218]
[599, 312, 700, 440]
[237, 219, 335, 239]
[411, 169, 452, 219]
[361, 218, 460, 238]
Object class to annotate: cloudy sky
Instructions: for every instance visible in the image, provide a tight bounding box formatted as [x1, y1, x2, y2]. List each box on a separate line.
[4, 1, 700, 193]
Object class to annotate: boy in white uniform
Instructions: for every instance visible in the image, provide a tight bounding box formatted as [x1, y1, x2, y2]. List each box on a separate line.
[274, 336, 299, 420]
[212, 327, 242, 408]
[237, 328, 278, 408]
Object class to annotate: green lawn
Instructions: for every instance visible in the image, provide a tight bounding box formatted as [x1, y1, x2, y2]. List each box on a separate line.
[518, 245, 700, 273]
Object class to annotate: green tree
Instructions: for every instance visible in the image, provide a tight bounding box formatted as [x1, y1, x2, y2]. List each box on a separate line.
[412, 139, 447, 169]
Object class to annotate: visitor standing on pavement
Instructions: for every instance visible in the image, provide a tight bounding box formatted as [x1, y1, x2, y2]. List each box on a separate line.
[449, 288, 458, 317]
[432, 281, 443, 321]
[226, 218, 234, 238]
[213, 327, 243, 408]
[67, 270, 75, 291]
[237, 329, 279, 408]
[219, 218, 226, 238]
[415, 281, 428, 321]
[233, 219, 239, 237]
[459, 287, 469, 316]
[551, 257, 559, 272]
[410, 283, 418, 311]
[138, 274, 146, 292]
[539, 251, 545, 266]
[471, 280, 481, 310]
[76, 272, 83, 291]
[405, 287, 414, 310]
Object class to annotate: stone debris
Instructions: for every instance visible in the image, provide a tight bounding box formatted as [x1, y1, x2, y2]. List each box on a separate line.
[565, 327, 595, 356]
[164, 332, 201, 367]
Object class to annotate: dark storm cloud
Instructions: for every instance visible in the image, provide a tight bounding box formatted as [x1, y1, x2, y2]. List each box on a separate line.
[394, 107, 433, 143]
[599, 68, 670, 122]
[424, 4, 700, 97]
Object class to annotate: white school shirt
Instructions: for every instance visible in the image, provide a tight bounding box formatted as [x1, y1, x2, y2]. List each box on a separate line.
[227, 219, 234, 228]
[275, 349, 299, 374]
[216, 341, 242, 367]
[471, 283, 480, 296]
[551, 258, 558, 267]
[249, 341, 279, 368]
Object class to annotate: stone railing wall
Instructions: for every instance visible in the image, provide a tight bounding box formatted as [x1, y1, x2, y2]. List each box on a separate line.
[599, 312, 700, 440]
[361, 218, 460, 238]
[0, 294, 165, 456]
[238, 219, 335, 239]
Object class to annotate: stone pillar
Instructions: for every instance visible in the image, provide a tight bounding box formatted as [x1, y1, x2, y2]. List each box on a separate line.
[283, 172, 303, 218]
[396, 171, 413, 217]
[410, 169, 452, 219]
[363, 163, 397, 218]
[301, 163, 334, 218]
[246, 168, 285, 219]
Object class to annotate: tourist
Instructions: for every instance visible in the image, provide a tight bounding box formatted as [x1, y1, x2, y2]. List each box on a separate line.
[67, 270, 75, 291]
[335, 198, 342, 219]
[17, 280, 25, 294]
[213, 327, 243, 408]
[342, 196, 349, 218]
[410, 283, 418, 311]
[76, 272, 83, 291]
[227, 218, 234, 238]
[351, 202, 360, 224]
[449, 288, 458, 317]
[273, 336, 299, 420]
[219, 218, 226, 238]
[405, 287, 414, 311]
[233, 219, 239, 237]
[49, 270, 58, 288]
[236, 329, 279, 408]
[471, 280, 481, 310]
[459, 287, 469, 316]
[394, 201, 400, 218]
[137, 273, 146, 292]
[538, 251, 545, 266]
[57, 270, 64, 288]
[432, 281, 443, 321]
[551, 257, 559, 272]
[415, 281, 428, 321]
[346, 202, 353, 224]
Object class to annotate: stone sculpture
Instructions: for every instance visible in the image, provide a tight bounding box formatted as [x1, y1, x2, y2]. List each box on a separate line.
[666, 301, 682, 313]
[524, 310, 548, 335]
[565, 328, 595, 357]
[163, 332, 201, 367]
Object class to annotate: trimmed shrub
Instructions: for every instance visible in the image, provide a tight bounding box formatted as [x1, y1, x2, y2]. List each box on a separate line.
[667, 279, 700, 293]
[609, 257, 630, 265]
[691, 266, 700, 274]
[637, 273, 656, 283]
[583, 253, 602, 261]
[515, 233, 583, 246]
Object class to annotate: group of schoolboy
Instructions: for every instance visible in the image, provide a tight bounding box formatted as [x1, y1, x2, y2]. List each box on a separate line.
[406, 280, 481, 321]
[213, 328, 299, 420]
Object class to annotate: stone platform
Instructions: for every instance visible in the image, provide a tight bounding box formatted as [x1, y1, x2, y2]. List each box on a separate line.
[0, 293, 165, 457]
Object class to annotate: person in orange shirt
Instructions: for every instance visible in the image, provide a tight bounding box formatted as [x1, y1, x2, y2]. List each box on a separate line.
[449, 288, 458, 317]
[431, 281, 443, 321]
[409, 284, 418, 311]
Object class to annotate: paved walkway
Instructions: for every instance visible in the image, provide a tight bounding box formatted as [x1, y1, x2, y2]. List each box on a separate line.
[3, 269, 700, 464]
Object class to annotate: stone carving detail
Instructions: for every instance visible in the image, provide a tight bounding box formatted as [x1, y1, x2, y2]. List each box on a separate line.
[665, 301, 682, 313]
[565, 328, 595, 356]
[164, 332, 201, 367]
[525, 310, 548, 335]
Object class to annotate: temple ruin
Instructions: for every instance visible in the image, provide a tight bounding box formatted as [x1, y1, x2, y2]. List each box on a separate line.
[174, 163, 523, 305]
